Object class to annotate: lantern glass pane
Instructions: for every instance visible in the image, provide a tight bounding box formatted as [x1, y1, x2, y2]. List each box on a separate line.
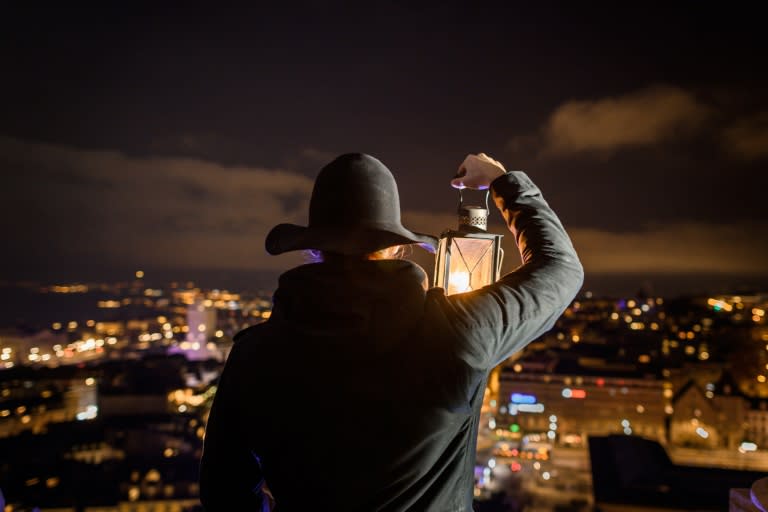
[435, 237, 450, 292]
[447, 237, 495, 295]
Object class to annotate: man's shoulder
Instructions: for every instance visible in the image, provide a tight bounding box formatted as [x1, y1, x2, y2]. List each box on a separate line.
[226, 323, 276, 366]
[233, 322, 271, 344]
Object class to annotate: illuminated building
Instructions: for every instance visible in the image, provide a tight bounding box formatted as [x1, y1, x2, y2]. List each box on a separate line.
[745, 400, 768, 449]
[171, 299, 219, 361]
[0, 375, 98, 438]
[187, 299, 215, 344]
[669, 381, 722, 448]
[0, 327, 68, 368]
[498, 358, 667, 443]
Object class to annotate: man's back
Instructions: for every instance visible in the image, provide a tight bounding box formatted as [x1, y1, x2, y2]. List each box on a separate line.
[206, 259, 486, 511]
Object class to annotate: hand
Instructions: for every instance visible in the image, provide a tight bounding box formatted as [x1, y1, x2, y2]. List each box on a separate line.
[451, 153, 507, 190]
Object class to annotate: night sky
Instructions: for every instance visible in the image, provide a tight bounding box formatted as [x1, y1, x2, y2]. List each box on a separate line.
[1, 3, 766, 294]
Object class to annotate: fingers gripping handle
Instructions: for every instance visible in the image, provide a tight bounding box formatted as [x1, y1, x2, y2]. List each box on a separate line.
[451, 153, 506, 190]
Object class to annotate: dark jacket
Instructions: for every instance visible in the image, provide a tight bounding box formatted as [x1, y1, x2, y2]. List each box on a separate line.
[199, 172, 584, 511]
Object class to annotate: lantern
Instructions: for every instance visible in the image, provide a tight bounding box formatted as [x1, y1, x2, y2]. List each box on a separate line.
[434, 189, 504, 295]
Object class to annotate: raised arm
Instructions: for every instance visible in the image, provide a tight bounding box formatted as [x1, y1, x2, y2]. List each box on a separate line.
[433, 154, 584, 368]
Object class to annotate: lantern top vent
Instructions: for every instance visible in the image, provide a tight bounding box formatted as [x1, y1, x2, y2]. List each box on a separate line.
[458, 206, 488, 231]
[457, 189, 490, 231]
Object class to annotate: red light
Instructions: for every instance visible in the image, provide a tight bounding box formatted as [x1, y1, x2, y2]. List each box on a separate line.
[510, 462, 522, 472]
[571, 389, 587, 399]
[596, 378, 605, 387]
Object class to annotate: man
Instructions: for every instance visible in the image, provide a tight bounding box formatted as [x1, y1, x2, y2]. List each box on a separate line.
[200, 153, 583, 511]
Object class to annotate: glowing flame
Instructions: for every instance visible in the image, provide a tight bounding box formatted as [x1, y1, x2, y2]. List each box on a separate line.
[448, 271, 471, 294]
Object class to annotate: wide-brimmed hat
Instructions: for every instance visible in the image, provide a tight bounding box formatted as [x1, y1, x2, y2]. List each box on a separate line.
[265, 153, 437, 255]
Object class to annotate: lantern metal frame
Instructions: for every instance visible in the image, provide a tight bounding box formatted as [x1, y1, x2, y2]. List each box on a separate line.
[434, 190, 504, 294]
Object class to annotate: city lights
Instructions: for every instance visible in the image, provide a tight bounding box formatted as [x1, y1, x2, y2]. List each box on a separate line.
[511, 393, 536, 404]
[2, 272, 767, 510]
[561, 388, 586, 399]
[76, 405, 98, 421]
[708, 298, 733, 312]
[739, 442, 758, 453]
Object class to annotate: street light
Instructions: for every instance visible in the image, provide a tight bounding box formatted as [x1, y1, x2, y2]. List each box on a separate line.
[434, 189, 503, 295]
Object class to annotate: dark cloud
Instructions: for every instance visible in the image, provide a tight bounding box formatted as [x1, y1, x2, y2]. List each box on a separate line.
[509, 85, 768, 167]
[0, 137, 314, 274]
[509, 86, 711, 158]
[568, 222, 768, 275]
[403, 212, 768, 276]
[722, 112, 768, 161]
[2, 134, 764, 279]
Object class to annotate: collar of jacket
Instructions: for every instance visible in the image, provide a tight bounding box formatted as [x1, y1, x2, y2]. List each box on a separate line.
[269, 259, 429, 346]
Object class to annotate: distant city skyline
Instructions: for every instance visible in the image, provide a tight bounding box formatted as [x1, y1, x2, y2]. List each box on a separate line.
[4, 270, 768, 333]
[1, 4, 766, 286]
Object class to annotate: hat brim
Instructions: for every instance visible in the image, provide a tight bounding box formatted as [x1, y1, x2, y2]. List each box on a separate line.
[265, 223, 438, 255]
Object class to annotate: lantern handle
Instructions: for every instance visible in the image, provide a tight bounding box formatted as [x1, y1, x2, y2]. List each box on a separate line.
[457, 188, 490, 212]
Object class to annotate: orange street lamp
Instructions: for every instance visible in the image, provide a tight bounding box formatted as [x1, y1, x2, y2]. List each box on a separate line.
[434, 189, 503, 295]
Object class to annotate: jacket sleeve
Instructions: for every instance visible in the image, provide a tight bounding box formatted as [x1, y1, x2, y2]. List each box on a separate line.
[434, 171, 584, 368]
[199, 340, 271, 511]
